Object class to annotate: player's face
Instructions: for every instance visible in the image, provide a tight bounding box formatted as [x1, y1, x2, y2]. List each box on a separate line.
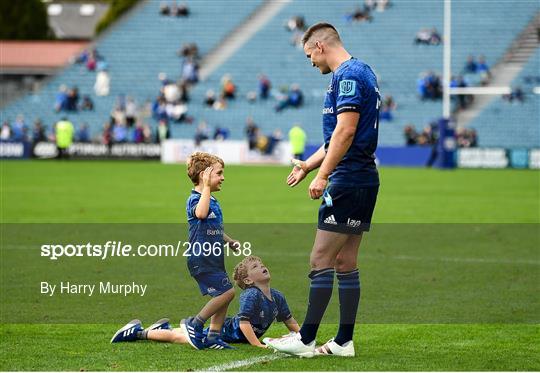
[245, 260, 271, 285]
[209, 162, 225, 191]
[304, 41, 331, 75]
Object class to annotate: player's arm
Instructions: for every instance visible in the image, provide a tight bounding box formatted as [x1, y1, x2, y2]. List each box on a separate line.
[239, 320, 267, 348]
[309, 112, 359, 199]
[194, 167, 213, 219]
[223, 233, 240, 253]
[287, 145, 326, 187]
[283, 317, 300, 332]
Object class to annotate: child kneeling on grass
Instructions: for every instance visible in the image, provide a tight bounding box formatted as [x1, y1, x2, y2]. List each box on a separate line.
[110, 256, 300, 348]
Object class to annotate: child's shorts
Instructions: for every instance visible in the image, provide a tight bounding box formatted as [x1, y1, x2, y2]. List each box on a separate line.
[194, 271, 233, 297]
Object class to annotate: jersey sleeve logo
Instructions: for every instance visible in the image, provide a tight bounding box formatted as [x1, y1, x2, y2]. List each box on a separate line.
[339, 80, 356, 96]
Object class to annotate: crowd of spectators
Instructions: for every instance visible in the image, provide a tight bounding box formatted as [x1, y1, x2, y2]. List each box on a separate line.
[275, 84, 304, 112]
[463, 55, 491, 85]
[456, 127, 478, 148]
[404, 123, 477, 148]
[159, 1, 189, 17]
[503, 87, 525, 103]
[414, 27, 442, 45]
[54, 85, 94, 113]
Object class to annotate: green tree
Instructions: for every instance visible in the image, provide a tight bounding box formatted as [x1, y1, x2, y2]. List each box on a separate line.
[95, 0, 139, 34]
[0, 0, 52, 40]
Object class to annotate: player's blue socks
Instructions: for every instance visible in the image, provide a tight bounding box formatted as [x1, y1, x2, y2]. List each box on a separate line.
[300, 268, 335, 345]
[194, 315, 206, 328]
[334, 269, 360, 346]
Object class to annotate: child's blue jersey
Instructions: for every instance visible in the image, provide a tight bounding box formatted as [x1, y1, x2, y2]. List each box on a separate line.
[322, 58, 380, 187]
[186, 189, 225, 277]
[219, 287, 292, 343]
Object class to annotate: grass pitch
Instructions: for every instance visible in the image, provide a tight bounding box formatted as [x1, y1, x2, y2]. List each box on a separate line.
[1, 161, 539, 371]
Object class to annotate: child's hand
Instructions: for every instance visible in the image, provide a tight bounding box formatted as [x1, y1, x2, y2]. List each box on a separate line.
[257, 343, 268, 349]
[228, 239, 241, 254]
[202, 166, 213, 188]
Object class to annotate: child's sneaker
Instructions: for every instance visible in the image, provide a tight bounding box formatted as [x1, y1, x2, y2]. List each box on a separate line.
[145, 318, 171, 331]
[204, 336, 235, 350]
[180, 317, 205, 350]
[110, 319, 143, 343]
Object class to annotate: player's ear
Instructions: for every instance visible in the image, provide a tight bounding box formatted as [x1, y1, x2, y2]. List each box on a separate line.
[243, 278, 254, 287]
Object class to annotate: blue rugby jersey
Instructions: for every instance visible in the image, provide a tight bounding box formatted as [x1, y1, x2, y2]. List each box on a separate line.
[220, 287, 292, 343]
[322, 58, 381, 186]
[186, 189, 225, 276]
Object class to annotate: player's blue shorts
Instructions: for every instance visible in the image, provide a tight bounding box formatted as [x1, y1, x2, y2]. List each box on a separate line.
[318, 184, 379, 235]
[194, 271, 233, 297]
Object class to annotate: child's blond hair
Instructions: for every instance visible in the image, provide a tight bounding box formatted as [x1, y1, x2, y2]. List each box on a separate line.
[186, 152, 225, 185]
[233, 255, 263, 290]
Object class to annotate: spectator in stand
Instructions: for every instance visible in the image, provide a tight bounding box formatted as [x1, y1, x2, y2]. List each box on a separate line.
[174, 2, 189, 16]
[179, 80, 190, 102]
[418, 71, 442, 100]
[375, 0, 391, 12]
[181, 57, 199, 85]
[380, 95, 397, 121]
[403, 125, 417, 146]
[152, 96, 168, 121]
[163, 81, 180, 103]
[345, 6, 373, 23]
[503, 86, 525, 103]
[464, 55, 478, 74]
[265, 129, 283, 155]
[143, 124, 153, 143]
[66, 87, 79, 111]
[221, 74, 236, 99]
[275, 84, 304, 112]
[80, 95, 94, 111]
[77, 123, 91, 143]
[414, 27, 441, 45]
[94, 67, 110, 96]
[477, 55, 491, 83]
[55, 85, 68, 112]
[111, 105, 126, 127]
[125, 97, 137, 127]
[285, 15, 307, 32]
[32, 119, 47, 143]
[159, 1, 170, 15]
[86, 50, 97, 71]
[194, 121, 209, 146]
[166, 100, 189, 122]
[213, 126, 230, 141]
[245, 116, 259, 150]
[204, 89, 216, 107]
[450, 75, 473, 110]
[258, 74, 271, 99]
[156, 119, 170, 143]
[113, 123, 128, 143]
[1, 121, 12, 140]
[11, 115, 27, 142]
[102, 123, 112, 145]
[178, 43, 199, 60]
[133, 122, 144, 143]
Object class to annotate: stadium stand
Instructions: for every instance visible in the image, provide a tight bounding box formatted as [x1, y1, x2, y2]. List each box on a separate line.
[1, 0, 538, 148]
[466, 49, 539, 148]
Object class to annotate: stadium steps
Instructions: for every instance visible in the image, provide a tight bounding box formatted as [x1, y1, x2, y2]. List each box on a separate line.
[504, 11, 540, 64]
[454, 12, 540, 129]
[199, 0, 292, 80]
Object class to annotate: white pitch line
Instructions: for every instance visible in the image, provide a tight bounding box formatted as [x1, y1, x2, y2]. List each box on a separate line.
[203, 352, 287, 372]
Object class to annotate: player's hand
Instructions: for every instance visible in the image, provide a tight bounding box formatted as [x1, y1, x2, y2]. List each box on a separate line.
[257, 343, 269, 349]
[228, 239, 241, 253]
[202, 166, 213, 188]
[309, 175, 327, 199]
[286, 159, 308, 187]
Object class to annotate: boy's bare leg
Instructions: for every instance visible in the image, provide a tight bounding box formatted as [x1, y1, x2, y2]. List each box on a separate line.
[147, 328, 187, 344]
[209, 301, 229, 332]
[197, 288, 235, 321]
